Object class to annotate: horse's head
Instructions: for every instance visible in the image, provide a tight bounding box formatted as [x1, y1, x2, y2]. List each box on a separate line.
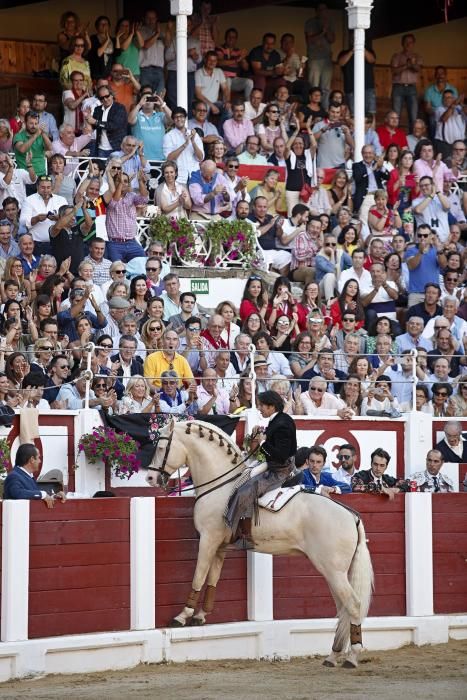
[145, 417, 187, 489]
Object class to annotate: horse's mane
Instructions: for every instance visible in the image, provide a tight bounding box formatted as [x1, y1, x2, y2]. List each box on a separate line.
[175, 419, 243, 459]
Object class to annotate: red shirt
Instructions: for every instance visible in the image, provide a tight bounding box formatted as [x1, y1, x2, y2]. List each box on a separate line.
[375, 126, 408, 151]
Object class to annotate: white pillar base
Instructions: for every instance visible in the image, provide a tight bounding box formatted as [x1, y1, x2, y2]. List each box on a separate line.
[131, 497, 156, 630]
[405, 493, 433, 616]
[247, 552, 273, 621]
[1, 500, 30, 642]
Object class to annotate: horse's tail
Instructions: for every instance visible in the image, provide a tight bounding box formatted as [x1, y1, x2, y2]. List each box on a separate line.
[333, 518, 374, 652]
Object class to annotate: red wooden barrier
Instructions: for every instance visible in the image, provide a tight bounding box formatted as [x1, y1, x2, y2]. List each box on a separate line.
[432, 494, 467, 614]
[28, 499, 130, 638]
[155, 497, 247, 627]
[273, 494, 406, 620]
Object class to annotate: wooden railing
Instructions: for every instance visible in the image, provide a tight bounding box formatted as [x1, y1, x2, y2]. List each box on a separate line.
[0, 38, 58, 75]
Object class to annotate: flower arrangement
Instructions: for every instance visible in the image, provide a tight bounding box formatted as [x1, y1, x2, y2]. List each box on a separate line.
[204, 219, 259, 268]
[243, 433, 266, 462]
[149, 413, 193, 444]
[77, 427, 140, 480]
[147, 215, 198, 263]
[0, 438, 11, 477]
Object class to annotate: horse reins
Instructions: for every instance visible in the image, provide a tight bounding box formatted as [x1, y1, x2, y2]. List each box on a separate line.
[147, 434, 257, 499]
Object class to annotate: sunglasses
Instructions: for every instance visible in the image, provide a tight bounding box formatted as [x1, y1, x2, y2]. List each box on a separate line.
[38, 176, 52, 182]
[328, 242, 337, 247]
[187, 326, 200, 332]
[338, 454, 351, 460]
[310, 387, 324, 393]
[58, 365, 70, 370]
[227, 164, 239, 169]
[111, 166, 122, 171]
[41, 346, 53, 351]
[146, 267, 159, 272]
[418, 233, 430, 238]
[269, 110, 279, 114]
[75, 43, 85, 48]
[343, 317, 355, 322]
[150, 251, 164, 256]
[248, 275, 262, 281]
[433, 391, 448, 397]
[99, 94, 112, 99]
[162, 380, 177, 385]
[114, 269, 125, 274]
[149, 326, 162, 331]
[94, 382, 107, 388]
[100, 344, 113, 349]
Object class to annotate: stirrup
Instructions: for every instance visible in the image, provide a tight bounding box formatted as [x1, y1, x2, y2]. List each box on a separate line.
[233, 536, 255, 551]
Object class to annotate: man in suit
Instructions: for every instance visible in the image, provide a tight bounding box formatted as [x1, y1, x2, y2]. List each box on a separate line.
[3, 443, 66, 508]
[352, 145, 388, 222]
[408, 449, 454, 492]
[225, 390, 297, 549]
[86, 86, 128, 158]
[435, 420, 467, 463]
[296, 445, 351, 495]
[111, 334, 144, 397]
[351, 447, 409, 495]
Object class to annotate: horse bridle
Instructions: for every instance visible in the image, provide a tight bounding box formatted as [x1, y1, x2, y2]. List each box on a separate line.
[146, 429, 257, 496]
[147, 433, 174, 482]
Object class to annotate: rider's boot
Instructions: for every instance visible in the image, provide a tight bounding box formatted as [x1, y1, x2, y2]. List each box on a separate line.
[234, 518, 254, 550]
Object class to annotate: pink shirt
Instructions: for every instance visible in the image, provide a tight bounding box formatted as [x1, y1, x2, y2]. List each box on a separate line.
[189, 172, 231, 216]
[222, 118, 255, 150]
[413, 158, 452, 193]
[196, 384, 230, 415]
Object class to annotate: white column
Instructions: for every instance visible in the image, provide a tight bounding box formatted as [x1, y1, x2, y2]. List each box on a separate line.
[74, 408, 105, 496]
[1, 500, 30, 641]
[171, 0, 193, 112]
[404, 411, 432, 478]
[346, 0, 374, 161]
[247, 552, 273, 621]
[405, 492, 433, 616]
[130, 497, 156, 630]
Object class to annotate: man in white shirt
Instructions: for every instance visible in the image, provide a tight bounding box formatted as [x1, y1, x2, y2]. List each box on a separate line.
[163, 107, 204, 184]
[0, 153, 36, 208]
[243, 88, 266, 125]
[195, 51, 230, 118]
[433, 89, 466, 160]
[413, 176, 451, 243]
[238, 135, 268, 165]
[300, 376, 354, 418]
[338, 248, 371, 293]
[20, 175, 67, 256]
[334, 443, 358, 486]
[139, 9, 166, 93]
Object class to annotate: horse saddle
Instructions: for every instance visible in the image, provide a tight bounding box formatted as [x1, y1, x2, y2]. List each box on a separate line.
[257, 484, 304, 512]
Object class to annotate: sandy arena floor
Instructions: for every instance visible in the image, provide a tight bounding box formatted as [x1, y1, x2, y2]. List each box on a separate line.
[0, 640, 465, 700]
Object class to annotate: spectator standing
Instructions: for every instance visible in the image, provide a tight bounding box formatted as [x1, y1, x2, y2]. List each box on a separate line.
[108, 63, 141, 114]
[405, 228, 446, 307]
[0, 153, 36, 209]
[194, 51, 230, 120]
[88, 15, 115, 80]
[129, 90, 171, 162]
[424, 65, 459, 137]
[114, 18, 144, 79]
[138, 9, 166, 93]
[433, 89, 466, 160]
[13, 111, 52, 177]
[247, 196, 291, 276]
[105, 171, 148, 262]
[187, 100, 220, 146]
[304, 3, 335, 107]
[337, 34, 376, 115]
[216, 28, 253, 100]
[162, 107, 204, 185]
[31, 92, 59, 142]
[62, 71, 89, 134]
[248, 33, 285, 101]
[86, 86, 128, 159]
[413, 139, 452, 193]
[390, 33, 423, 132]
[352, 145, 388, 218]
[192, 1, 218, 57]
[413, 177, 451, 243]
[313, 104, 354, 169]
[20, 176, 67, 256]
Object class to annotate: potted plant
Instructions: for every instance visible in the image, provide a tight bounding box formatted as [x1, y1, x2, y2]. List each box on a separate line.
[0, 437, 11, 477]
[147, 215, 200, 265]
[77, 427, 140, 480]
[204, 219, 260, 268]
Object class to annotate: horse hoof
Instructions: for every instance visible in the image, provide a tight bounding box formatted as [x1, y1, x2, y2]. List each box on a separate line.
[342, 660, 358, 669]
[169, 618, 185, 628]
[322, 660, 337, 668]
[191, 617, 205, 626]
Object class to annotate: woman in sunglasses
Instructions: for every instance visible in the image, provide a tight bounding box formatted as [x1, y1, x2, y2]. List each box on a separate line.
[223, 157, 250, 213]
[141, 319, 164, 352]
[59, 36, 92, 89]
[257, 103, 287, 155]
[427, 382, 454, 417]
[450, 376, 467, 417]
[94, 334, 114, 369]
[30, 339, 54, 377]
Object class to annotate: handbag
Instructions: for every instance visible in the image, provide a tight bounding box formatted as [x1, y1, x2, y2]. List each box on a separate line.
[298, 166, 313, 203]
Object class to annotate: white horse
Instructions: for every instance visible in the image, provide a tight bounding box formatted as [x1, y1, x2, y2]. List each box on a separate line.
[146, 418, 374, 668]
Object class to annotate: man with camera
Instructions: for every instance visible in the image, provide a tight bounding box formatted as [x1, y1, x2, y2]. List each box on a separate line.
[20, 175, 68, 257]
[128, 88, 172, 161]
[312, 103, 354, 169]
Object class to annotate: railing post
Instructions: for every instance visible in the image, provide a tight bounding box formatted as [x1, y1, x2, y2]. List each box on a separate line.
[405, 492, 434, 616]
[130, 497, 156, 630]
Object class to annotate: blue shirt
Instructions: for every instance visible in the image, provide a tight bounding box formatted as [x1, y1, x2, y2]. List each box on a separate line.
[302, 469, 351, 493]
[424, 82, 458, 110]
[405, 245, 440, 294]
[131, 111, 166, 160]
[57, 309, 106, 341]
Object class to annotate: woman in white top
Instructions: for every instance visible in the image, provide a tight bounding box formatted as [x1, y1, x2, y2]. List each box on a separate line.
[256, 103, 287, 155]
[119, 375, 158, 414]
[216, 300, 240, 349]
[155, 160, 191, 219]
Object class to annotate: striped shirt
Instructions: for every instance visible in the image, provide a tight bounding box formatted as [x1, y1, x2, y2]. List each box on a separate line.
[106, 192, 148, 241]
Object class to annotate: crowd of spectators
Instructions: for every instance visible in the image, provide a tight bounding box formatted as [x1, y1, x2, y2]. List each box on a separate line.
[0, 4, 464, 432]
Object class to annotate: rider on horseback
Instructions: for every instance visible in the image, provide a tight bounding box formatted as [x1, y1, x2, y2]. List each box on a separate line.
[225, 390, 297, 550]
